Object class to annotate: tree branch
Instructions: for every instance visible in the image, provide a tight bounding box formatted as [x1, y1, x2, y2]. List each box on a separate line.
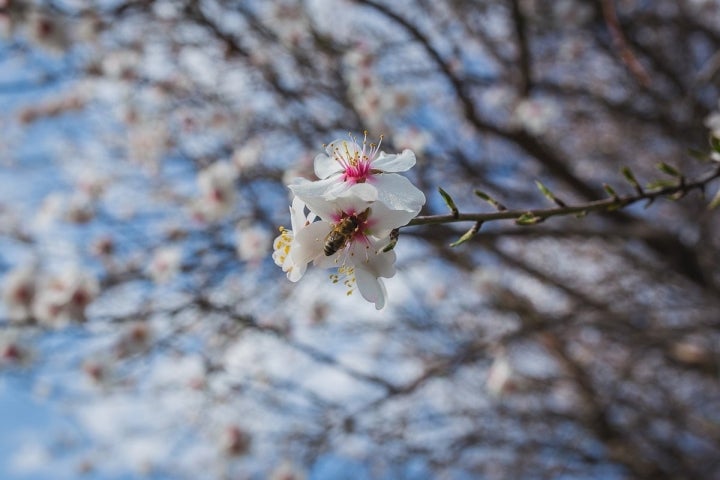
[406, 165, 720, 228]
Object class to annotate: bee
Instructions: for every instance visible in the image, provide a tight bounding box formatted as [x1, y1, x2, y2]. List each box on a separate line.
[324, 208, 370, 256]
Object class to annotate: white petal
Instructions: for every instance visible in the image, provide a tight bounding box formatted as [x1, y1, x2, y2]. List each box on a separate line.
[355, 267, 387, 310]
[286, 261, 307, 282]
[346, 182, 378, 201]
[293, 222, 331, 264]
[350, 239, 396, 277]
[371, 149, 416, 172]
[289, 196, 308, 232]
[368, 247, 397, 279]
[369, 173, 425, 214]
[293, 186, 343, 221]
[291, 180, 377, 222]
[314, 152, 342, 179]
[366, 201, 416, 238]
[289, 176, 338, 201]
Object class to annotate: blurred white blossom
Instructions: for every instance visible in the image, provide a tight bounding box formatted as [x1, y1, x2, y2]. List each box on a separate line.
[25, 9, 69, 54]
[231, 139, 262, 172]
[486, 354, 521, 397]
[219, 425, 251, 457]
[236, 224, 271, 263]
[32, 268, 99, 328]
[705, 108, 720, 139]
[194, 161, 238, 221]
[512, 97, 559, 135]
[2, 265, 36, 324]
[147, 247, 182, 284]
[269, 462, 307, 480]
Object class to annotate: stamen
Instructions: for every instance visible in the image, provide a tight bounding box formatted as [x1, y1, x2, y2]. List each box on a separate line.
[335, 265, 356, 296]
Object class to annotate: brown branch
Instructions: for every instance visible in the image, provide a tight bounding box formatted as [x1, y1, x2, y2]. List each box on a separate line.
[406, 165, 720, 228]
[510, 0, 532, 96]
[600, 0, 652, 88]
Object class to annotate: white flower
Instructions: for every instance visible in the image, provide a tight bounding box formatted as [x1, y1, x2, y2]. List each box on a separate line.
[392, 127, 431, 155]
[76, 170, 108, 200]
[101, 49, 141, 79]
[273, 196, 316, 282]
[269, 462, 306, 480]
[65, 192, 96, 224]
[126, 119, 168, 173]
[231, 139, 262, 172]
[705, 110, 720, 139]
[289, 184, 407, 310]
[289, 133, 425, 216]
[195, 161, 238, 220]
[486, 355, 513, 397]
[220, 425, 251, 457]
[25, 9, 69, 54]
[115, 322, 152, 358]
[32, 268, 99, 328]
[512, 97, 558, 135]
[2, 265, 36, 324]
[486, 354, 526, 397]
[236, 224, 272, 263]
[147, 247, 182, 283]
[0, 334, 32, 366]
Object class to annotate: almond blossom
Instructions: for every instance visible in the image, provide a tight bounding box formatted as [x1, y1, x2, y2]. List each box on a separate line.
[194, 161, 239, 221]
[147, 247, 182, 283]
[272, 196, 316, 282]
[2, 265, 36, 324]
[32, 269, 99, 328]
[236, 224, 271, 263]
[289, 133, 425, 216]
[286, 184, 409, 310]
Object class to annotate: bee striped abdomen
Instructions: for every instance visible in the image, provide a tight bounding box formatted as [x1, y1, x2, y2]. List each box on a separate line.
[323, 216, 360, 256]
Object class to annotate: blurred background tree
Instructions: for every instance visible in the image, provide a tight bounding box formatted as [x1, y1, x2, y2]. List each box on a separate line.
[1, 0, 720, 478]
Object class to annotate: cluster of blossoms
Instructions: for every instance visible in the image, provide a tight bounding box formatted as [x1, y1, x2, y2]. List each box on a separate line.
[0, 2, 100, 54]
[344, 47, 412, 133]
[2, 265, 98, 327]
[273, 133, 425, 309]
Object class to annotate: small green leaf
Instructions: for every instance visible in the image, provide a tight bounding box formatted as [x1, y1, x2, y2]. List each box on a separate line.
[621, 166, 644, 195]
[535, 180, 566, 207]
[657, 162, 681, 177]
[474, 189, 507, 211]
[603, 183, 619, 199]
[688, 148, 708, 162]
[438, 187, 459, 217]
[645, 179, 677, 190]
[711, 135, 720, 154]
[708, 188, 720, 210]
[449, 222, 482, 247]
[515, 212, 543, 225]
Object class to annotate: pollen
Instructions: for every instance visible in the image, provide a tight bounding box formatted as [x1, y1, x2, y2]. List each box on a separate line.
[331, 132, 383, 184]
[330, 266, 356, 297]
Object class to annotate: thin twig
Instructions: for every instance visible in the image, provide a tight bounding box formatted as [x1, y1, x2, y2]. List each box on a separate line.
[406, 166, 720, 228]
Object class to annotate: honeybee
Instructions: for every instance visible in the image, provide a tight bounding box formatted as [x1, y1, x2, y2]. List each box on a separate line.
[324, 208, 370, 256]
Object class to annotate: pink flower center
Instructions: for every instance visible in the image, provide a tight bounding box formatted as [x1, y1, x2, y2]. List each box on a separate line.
[343, 161, 371, 183]
[331, 133, 382, 184]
